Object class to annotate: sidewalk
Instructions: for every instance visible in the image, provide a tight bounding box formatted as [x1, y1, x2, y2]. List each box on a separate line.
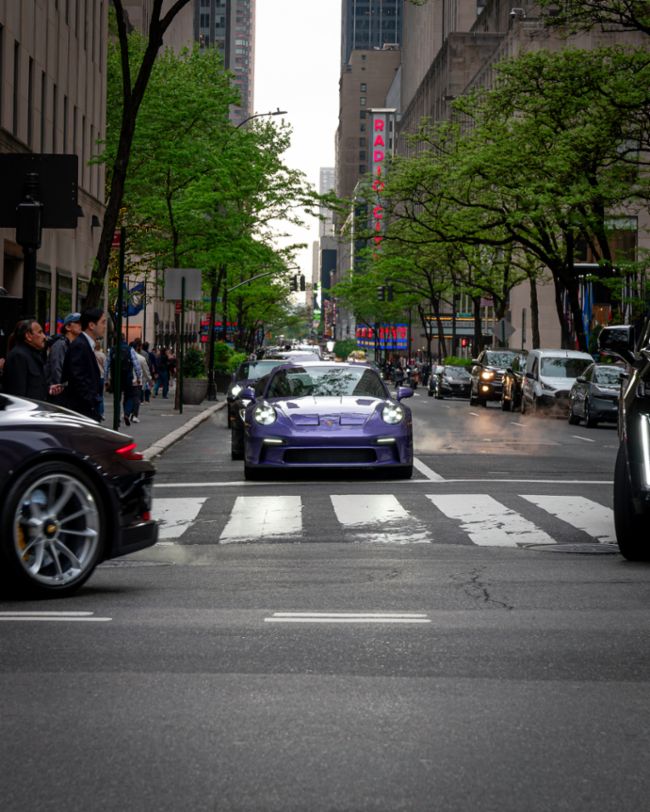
[103, 385, 226, 460]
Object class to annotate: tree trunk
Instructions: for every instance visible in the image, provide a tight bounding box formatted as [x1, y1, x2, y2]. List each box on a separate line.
[85, 0, 192, 309]
[473, 296, 483, 354]
[529, 276, 541, 349]
[432, 297, 447, 360]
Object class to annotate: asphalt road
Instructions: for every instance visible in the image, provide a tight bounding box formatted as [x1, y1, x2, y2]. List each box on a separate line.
[1, 390, 649, 812]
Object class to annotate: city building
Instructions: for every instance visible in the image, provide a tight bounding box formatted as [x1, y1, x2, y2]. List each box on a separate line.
[341, 0, 403, 67]
[0, 0, 109, 351]
[196, 0, 255, 125]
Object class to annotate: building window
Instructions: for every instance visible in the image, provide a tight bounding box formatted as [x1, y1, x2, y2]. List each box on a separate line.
[359, 164, 367, 174]
[27, 57, 34, 147]
[36, 269, 52, 335]
[360, 83, 367, 92]
[13, 41, 19, 136]
[55, 271, 73, 332]
[76, 277, 88, 312]
[360, 110, 366, 119]
[40, 72, 47, 150]
[360, 96, 366, 107]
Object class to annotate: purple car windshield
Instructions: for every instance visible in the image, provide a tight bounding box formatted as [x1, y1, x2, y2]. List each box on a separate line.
[267, 366, 387, 399]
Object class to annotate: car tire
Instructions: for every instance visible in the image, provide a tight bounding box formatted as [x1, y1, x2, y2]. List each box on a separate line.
[392, 464, 413, 479]
[0, 461, 105, 599]
[479, 398, 487, 407]
[584, 401, 598, 428]
[244, 464, 264, 481]
[613, 443, 650, 561]
[501, 397, 511, 412]
[231, 427, 245, 460]
[568, 406, 580, 425]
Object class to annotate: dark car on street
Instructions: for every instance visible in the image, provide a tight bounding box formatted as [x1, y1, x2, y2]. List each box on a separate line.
[428, 365, 471, 399]
[500, 351, 528, 412]
[227, 358, 287, 459]
[242, 362, 414, 480]
[469, 349, 522, 406]
[0, 394, 157, 598]
[568, 362, 625, 427]
[598, 321, 650, 561]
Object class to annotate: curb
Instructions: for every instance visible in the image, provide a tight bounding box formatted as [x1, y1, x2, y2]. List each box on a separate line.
[142, 402, 226, 461]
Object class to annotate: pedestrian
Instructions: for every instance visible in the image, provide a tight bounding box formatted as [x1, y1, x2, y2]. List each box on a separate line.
[105, 334, 142, 426]
[94, 339, 107, 420]
[45, 312, 82, 404]
[131, 339, 152, 422]
[60, 307, 107, 420]
[142, 341, 156, 402]
[153, 347, 170, 398]
[2, 319, 64, 401]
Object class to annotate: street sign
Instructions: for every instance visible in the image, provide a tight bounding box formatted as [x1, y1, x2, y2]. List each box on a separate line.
[164, 268, 202, 300]
[496, 318, 515, 341]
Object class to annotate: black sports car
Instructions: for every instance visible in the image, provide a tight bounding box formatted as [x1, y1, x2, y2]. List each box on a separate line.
[0, 394, 157, 598]
[598, 321, 650, 561]
[428, 365, 471, 399]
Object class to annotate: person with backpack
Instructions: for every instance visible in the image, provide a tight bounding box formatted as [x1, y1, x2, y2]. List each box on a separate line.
[153, 347, 170, 398]
[60, 308, 107, 420]
[105, 334, 142, 427]
[45, 312, 81, 404]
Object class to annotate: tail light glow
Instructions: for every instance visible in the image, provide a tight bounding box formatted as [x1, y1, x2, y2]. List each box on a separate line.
[115, 442, 143, 461]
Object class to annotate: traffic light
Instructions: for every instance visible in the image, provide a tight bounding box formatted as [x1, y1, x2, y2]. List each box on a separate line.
[461, 338, 468, 348]
[377, 285, 385, 301]
[289, 275, 298, 292]
[299, 274, 306, 292]
[387, 285, 394, 302]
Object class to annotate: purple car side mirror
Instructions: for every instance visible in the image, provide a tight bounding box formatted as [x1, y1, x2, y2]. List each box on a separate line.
[396, 386, 413, 401]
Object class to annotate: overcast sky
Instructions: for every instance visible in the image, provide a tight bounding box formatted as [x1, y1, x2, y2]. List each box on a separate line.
[253, 1, 341, 278]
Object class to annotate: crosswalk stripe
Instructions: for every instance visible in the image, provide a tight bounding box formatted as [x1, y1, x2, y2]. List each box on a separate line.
[153, 497, 207, 539]
[521, 495, 616, 544]
[219, 495, 302, 543]
[426, 494, 556, 547]
[330, 494, 432, 544]
[330, 494, 409, 526]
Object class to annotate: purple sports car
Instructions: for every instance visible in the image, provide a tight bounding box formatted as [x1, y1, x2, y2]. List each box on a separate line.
[242, 362, 414, 479]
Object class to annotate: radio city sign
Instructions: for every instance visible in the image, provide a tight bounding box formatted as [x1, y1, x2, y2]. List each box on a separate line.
[369, 109, 394, 250]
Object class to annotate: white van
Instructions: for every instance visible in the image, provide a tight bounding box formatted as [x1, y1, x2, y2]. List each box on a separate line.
[521, 348, 594, 415]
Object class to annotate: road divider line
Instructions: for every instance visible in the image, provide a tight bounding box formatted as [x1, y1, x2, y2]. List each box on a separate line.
[413, 457, 445, 482]
[265, 611, 431, 624]
[572, 435, 595, 443]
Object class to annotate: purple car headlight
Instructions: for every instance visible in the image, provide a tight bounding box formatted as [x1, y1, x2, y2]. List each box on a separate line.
[381, 402, 405, 424]
[253, 403, 277, 425]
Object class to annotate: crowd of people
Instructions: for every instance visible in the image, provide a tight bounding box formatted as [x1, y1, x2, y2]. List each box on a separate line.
[0, 307, 177, 428]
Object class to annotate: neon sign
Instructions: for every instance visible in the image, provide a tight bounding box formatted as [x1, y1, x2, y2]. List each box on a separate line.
[370, 113, 387, 248]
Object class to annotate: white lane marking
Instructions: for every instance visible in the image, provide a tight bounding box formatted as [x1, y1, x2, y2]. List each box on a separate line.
[155, 478, 614, 488]
[265, 612, 431, 624]
[331, 494, 408, 526]
[511, 421, 524, 427]
[0, 613, 111, 622]
[468, 411, 480, 417]
[521, 495, 616, 544]
[330, 494, 431, 544]
[220, 495, 301, 542]
[572, 435, 595, 443]
[153, 497, 207, 539]
[413, 456, 445, 482]
[426, 494, 556, 547]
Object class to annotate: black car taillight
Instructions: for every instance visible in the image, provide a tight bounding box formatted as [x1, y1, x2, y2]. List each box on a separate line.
[115, 442, 144, 461]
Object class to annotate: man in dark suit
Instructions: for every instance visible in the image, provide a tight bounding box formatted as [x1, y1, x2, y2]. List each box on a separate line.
[61, 307, 107, 420]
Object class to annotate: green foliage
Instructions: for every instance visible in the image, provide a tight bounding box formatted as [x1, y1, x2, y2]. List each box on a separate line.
[213, 341, 232, 372]
[333, 339, 358, 359]
[443, 356, 473, 369]
[228, 351, 247, 373]
[182, 347, 206, 378]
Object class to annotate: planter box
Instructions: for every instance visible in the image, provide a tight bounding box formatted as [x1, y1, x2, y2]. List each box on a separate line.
[182, 378, 208, 405]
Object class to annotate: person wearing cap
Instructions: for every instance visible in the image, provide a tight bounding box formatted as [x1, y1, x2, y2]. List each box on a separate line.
[45, 312, 82, 403]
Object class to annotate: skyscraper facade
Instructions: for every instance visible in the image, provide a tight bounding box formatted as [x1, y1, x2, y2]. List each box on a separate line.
[196, 0, 255, 125]
[341, 0, 403, 67]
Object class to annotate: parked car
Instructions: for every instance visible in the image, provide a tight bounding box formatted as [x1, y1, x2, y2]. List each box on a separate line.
[520, 348, 594, 416]
[0, 394, 157, 598]
[227, 359, 286, 459]
[568, 362, 625, 427]
[598, 321, 650, 561]
[241, 362, 414, 480]
[469, 349, 522, 406]
[500, 351, 528, 412]
[428, 365, 471, 399]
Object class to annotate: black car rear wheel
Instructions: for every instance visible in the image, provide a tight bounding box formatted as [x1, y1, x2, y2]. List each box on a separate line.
[0, 462, 105, 598]
[584, 400, 598, 428]
[613, 443, 650, 561]
[568, 405, 580, 425]
[501, 396, 511, 411]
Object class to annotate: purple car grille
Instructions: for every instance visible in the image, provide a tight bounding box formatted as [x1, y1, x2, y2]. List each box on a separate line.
[282, 448, 377, 464]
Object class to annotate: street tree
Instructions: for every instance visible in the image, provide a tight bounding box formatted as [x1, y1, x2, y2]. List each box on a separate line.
[538, 0, 650, 36]
[85, 0, 193, 307]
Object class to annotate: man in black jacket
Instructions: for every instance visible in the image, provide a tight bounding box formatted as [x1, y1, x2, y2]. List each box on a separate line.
[61, 307, 107, 420]
[3, 319, 64, 401]
[45, 311, 81, 403]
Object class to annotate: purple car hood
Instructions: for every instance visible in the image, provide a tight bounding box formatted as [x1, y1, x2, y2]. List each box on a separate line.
[273, 395, 384, 427]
